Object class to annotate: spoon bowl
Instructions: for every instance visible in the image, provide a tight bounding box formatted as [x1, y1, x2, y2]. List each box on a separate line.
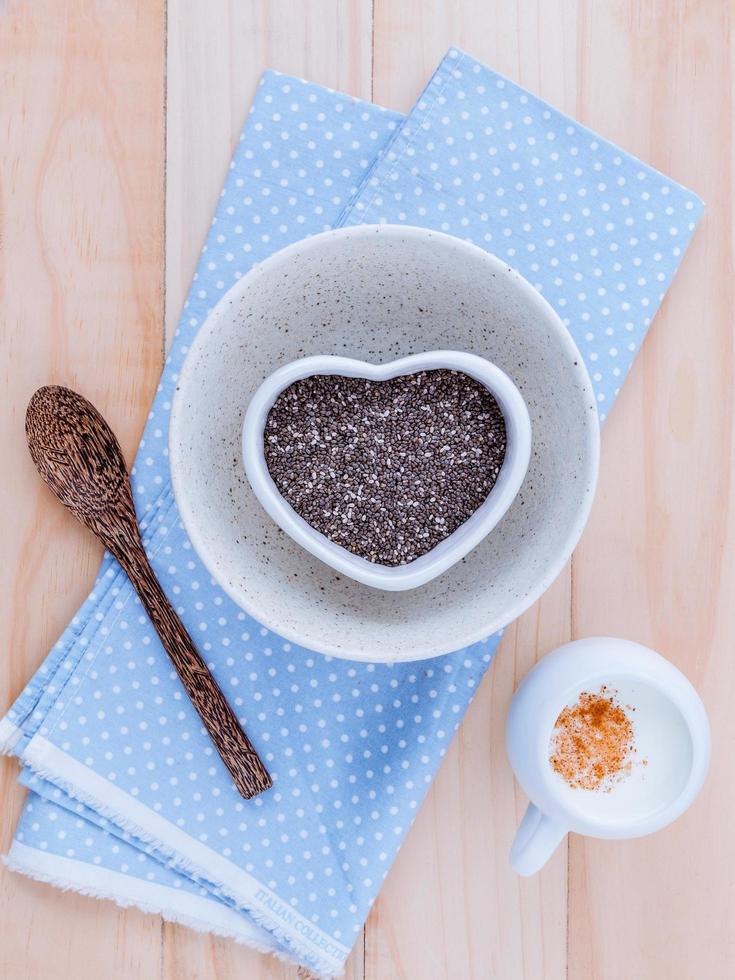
[26, 386, 137, 552]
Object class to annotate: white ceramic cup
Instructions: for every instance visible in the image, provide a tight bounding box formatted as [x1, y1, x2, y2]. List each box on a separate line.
[506, 637, 710, 875]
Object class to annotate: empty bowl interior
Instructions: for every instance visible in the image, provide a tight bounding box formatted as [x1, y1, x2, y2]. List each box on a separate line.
[171, 226, 598, 661]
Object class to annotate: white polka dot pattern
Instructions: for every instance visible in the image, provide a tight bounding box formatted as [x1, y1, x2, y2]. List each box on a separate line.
[1, 50, 702, 976]
[17, 772, 214, 899]
[343, 48, 703, 422]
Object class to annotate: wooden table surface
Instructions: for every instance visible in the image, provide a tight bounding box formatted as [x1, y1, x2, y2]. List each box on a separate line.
[1, 2, 732, 978]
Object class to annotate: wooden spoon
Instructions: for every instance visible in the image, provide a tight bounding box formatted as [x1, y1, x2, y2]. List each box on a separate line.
[25, 385, 272, 799]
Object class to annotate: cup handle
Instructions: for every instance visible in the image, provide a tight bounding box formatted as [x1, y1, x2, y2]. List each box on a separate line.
[510, 803, 567, 876]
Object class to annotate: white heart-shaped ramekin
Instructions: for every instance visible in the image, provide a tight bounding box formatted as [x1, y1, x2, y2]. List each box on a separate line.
[243, 350, 531, 591]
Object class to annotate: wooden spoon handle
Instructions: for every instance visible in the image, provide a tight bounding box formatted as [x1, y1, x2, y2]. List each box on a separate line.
[117, 543, 272, 799]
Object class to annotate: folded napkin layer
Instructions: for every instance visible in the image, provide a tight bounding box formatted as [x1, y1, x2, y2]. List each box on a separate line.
[1, 49, 702, 977]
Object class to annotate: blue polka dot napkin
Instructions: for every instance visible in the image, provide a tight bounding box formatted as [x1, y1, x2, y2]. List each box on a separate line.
[1, 49, 702, 977]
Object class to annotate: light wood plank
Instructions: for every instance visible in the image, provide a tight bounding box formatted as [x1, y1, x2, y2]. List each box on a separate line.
[372, 0, 579, 114]
[165, 0, 373, 348]
[163, 2, 373, 975]
[568, 2, 734, 979]
[161, 923, 338, 980]
[0, 0, 166, 978]
[366, 4, 583, 976]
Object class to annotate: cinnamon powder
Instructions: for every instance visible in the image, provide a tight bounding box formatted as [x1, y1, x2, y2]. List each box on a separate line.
[549, 686, 639, 791]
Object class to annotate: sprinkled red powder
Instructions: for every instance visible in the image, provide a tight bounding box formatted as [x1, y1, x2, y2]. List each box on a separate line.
[549, 686, 641, 791]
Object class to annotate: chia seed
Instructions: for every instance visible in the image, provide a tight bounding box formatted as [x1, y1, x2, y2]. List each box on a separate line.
[263, 369, 507, 566]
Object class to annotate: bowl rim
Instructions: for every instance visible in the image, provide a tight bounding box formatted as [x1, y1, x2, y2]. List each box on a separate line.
[241, 350, 532, 591]
[170, 224, 600, 661]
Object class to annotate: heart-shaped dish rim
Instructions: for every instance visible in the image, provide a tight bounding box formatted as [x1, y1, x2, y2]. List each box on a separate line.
[242, 350, 532, 591]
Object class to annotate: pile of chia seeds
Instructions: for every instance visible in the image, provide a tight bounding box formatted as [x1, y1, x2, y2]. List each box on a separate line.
[263, 368, 507, 567]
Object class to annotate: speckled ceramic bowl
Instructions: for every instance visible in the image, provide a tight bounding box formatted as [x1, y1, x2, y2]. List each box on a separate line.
[170, 225, 599, 662]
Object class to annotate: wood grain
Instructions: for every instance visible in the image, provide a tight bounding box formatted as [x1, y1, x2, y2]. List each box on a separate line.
[363, 573, 572, 980]
[0, 0, 166, 977]
[2, 0, 733, 977]
[163, 3, 372, 976]
[164, 0, 372, 349]
[567, 3, 734, 979]
[25, 384, 271, 799]
[368, 5, 580, 976]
